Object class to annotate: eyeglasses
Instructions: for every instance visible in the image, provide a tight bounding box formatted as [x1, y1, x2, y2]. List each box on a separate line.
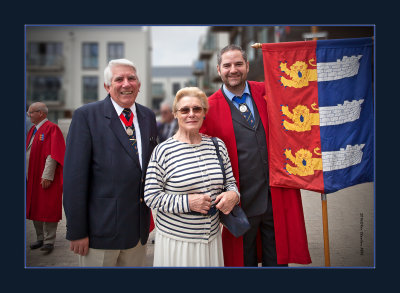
[177, 106, 204, 115]
[27, 110, 40, 115]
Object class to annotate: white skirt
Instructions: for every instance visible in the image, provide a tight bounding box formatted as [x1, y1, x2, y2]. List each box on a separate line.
[153, 229, 224, 267]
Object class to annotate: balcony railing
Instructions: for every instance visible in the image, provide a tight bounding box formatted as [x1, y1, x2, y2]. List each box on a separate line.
[26, 56, 65, 71]
[192, 60, 205, 76]
[27, 89, 65, 106]
[199, 33, 216, 60]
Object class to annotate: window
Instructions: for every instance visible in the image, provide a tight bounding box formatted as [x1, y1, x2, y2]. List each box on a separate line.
[27, 42, 63, 66]
[234, 34, 241, 46]
[82, 76, 98, 103]
[27, 76, 63, 102]
[246, 41, 255, 62]
[257, 27, 269, 44]
[46, 111, 60, 124]
[172, 82, 180, 96]
[107, 43, 124, 61]
[152, 98, 163, 111]
[82, 43, 98, 69]
[246, 27, 255, 41]
[203, 33, 216, 51]
[152, 82, 164, 97]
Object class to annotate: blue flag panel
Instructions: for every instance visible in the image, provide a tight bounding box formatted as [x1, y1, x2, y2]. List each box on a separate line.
[316, 38, 373, 193]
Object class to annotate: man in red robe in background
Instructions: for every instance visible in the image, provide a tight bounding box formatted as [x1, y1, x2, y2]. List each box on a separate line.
[200, 45, 311, 267]
[26, 102, 65, 254]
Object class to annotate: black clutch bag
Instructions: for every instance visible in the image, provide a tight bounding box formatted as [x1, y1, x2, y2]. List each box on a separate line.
[219, 205, 251, 238]
[211, 137, 250, 238]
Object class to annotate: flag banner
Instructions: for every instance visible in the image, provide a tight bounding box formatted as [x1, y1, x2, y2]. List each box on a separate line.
[262, 37, 373, 194]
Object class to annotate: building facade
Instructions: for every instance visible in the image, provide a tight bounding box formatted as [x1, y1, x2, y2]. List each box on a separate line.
[26, 26, 152, 125]
[151, 66, 196, 115]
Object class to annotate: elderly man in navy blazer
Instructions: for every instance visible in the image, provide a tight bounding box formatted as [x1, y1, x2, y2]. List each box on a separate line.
[63, 59, 158, 267]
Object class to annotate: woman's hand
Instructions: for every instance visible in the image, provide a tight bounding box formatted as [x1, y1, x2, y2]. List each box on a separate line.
[215, 190, 239, 215]
[188, 193, 212, 214]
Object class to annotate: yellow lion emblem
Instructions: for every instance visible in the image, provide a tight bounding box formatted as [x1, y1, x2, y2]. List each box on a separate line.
[279, 59, 318, 88]
[282, 103, 320, 132]
[284, 147, 323, 176]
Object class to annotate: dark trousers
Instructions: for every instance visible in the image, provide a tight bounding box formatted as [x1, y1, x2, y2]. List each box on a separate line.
[242, 195, 288, 267]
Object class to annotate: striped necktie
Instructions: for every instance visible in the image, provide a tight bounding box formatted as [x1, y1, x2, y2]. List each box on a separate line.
[233, 95, 255, 129]
[122, 108, 138, 155]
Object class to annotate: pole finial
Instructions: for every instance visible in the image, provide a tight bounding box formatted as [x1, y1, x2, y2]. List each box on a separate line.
[251, 43, 262, 49]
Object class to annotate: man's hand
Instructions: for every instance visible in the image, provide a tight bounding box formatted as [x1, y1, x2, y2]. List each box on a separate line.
[41, 178, 52, 189]
[70, 237, 89, 256]
[215, 191, 239, 215]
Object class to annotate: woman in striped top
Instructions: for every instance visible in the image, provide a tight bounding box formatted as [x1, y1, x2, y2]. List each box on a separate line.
[144, 87, 240, 267]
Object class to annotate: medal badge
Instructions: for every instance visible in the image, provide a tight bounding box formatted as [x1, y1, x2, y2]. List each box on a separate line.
[239, 104, 247, 113]
[126, 127, 134, 136]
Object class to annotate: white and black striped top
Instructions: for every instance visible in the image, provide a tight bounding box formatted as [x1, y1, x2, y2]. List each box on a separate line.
[144, 135, 239, 244]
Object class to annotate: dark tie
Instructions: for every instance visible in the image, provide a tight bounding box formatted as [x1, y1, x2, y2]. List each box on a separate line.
[122, 108, 138, 155]
[233, 95, 255, 129]
[33, 128, 37, 135]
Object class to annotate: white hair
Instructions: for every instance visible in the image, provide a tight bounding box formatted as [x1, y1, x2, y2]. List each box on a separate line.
[30, 102, 49, 115]
[104, 59, 139, 86]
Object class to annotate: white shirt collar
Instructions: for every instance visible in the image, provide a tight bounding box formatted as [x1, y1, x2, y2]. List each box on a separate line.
[110, 98, 137, 118]
[36, 118, 48, 130]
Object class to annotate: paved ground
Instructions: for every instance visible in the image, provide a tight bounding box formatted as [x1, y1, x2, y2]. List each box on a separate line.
[25, 182, 374, 268]
[292, 182, 374, 267]
[25, 211, 155, 268]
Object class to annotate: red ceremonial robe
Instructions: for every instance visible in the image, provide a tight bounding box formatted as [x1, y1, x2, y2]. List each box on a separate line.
[26, 121, 65, 222]
[200, 81, 311, 266]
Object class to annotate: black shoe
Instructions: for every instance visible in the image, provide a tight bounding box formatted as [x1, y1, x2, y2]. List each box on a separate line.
[30, 240, 43, 250]
[40, 243, 54, 253]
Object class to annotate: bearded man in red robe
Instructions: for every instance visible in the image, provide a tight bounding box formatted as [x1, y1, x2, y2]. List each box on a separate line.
[26, 102, 65, 254]
[200, 45, 311, 267]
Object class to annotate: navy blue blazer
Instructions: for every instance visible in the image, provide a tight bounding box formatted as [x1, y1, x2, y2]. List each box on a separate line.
[63, 95, 158, 249]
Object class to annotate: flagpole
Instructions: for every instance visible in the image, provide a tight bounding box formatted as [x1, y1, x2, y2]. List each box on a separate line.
[321, 193, 331, 266]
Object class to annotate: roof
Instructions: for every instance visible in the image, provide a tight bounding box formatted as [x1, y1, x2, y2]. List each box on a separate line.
[152, 66, 193, 78]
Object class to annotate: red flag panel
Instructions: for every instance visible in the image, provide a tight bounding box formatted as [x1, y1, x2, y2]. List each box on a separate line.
[262, 41, 324, 193]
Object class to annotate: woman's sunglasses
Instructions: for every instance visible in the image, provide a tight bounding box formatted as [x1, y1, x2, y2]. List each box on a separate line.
[177, 106, 204, 115]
